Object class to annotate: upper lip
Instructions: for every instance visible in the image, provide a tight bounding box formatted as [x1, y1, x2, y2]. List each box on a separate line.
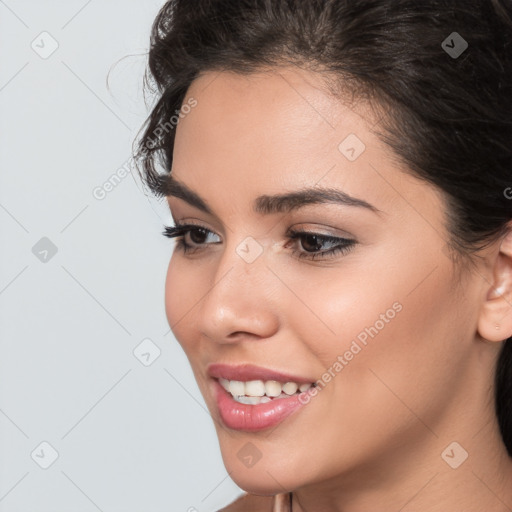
[207, 363, 315, 384]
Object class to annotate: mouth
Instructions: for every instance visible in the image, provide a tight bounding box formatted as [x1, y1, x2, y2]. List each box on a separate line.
[208, 363, 318, 431]
[218, 377, 316, 404]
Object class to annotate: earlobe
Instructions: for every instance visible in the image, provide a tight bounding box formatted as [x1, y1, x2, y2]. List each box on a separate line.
[477, 225, 512, 342]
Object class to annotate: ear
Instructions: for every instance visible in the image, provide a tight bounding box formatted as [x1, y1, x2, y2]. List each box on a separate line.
[477, 222, 512, 342]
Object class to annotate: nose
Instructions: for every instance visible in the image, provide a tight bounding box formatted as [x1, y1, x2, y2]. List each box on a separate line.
[197, 237, 280, 344]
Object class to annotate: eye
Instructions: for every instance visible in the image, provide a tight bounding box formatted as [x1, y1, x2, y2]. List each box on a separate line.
[162, 223, 220, 253]
[286, 229, 356, 260]
[162, 223, 357, 260]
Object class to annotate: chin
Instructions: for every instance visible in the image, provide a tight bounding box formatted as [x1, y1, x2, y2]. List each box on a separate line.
[228, 472, 290, 496]
[218, 448, 298, 495]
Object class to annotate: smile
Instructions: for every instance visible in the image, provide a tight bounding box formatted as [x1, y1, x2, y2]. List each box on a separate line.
[219, 377, 315, 404]
[208, 363, 318, 431]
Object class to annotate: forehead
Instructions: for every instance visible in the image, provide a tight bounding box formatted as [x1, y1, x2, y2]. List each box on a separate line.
[170, 68, 443, 227]
[180, 67, 378, 155]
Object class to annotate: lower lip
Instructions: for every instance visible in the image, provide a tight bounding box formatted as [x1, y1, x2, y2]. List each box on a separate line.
[212, 379, 314, 432]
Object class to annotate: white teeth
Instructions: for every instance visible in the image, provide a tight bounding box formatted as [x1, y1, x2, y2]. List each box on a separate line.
[245, 380, 265, 396]
[220, 378, 314, 402]
[219, 378, 231, 392]
[265, 380, 282, 397]
[229, 380, 245, 396]
[282, 382, 298, 395]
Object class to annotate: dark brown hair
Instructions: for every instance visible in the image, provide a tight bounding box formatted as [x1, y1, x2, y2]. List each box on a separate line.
[135, 0, 512, 454]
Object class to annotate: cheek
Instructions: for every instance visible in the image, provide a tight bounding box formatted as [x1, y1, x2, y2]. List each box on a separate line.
[304, 251, 463, 430]
[164, 257, 179, 334]
[296, 238, 457, 370]
[292, 264, 407, 386]
[288, 242, 457, 403]
[164, 254, 202, 352]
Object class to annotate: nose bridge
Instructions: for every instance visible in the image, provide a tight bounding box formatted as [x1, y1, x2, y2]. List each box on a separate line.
[198, 235, 279, 341]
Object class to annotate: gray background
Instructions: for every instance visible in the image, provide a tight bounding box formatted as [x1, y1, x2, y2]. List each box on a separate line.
[0, 1, 243, 510]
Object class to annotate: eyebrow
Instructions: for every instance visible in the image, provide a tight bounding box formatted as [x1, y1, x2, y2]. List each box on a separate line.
[160, 174, 381, 216]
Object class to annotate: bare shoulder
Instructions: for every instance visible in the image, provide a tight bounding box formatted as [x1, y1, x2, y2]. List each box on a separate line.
[217, 492, 274, 512]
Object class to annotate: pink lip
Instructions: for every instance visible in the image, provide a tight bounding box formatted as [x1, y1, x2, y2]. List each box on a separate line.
[211, 379, 316, 431]
[207, 363, 315, 384]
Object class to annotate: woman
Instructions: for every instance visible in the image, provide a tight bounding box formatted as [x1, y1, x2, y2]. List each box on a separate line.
[135, 1, 512, 510]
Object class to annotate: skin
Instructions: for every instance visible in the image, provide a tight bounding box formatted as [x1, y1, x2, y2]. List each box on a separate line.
[163, 67, 512, 512]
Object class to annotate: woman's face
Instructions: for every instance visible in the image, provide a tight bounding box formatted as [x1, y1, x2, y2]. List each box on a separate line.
[164, 68, 488, 494]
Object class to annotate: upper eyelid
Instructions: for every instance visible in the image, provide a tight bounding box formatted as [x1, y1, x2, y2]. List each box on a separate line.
[169, 213, 230, 235]
[174, 221, 354, 242]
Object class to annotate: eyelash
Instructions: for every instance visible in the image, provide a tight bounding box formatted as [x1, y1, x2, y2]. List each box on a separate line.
[161, 223, 356, 260]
